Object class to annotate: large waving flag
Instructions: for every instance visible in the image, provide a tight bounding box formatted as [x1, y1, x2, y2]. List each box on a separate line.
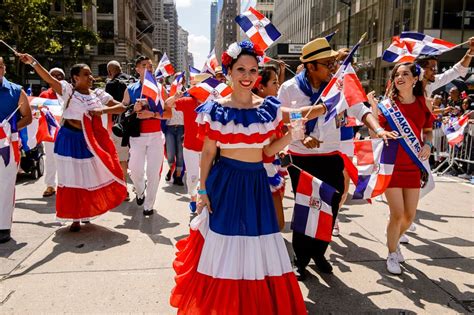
[291, 170, 337, 242]
[201, 49, 219, 75]
[382, 32, 456, 63]
[170, 72, 185, 97]
[444, 112, 470, 147]
[352, 139, 399, 200]
[321, 40, 367, 124]
[155, 53, 175, 78]
[0, 115, 20, 166]
[28, 97, 62, 120]
[188, 77, 233, 103]
[142, 69, 165, 114]
[189, 66, 201, 82]
[235, 7, 281, 51]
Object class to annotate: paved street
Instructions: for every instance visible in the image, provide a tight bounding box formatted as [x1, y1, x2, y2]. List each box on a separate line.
[0, 167, 472, 314]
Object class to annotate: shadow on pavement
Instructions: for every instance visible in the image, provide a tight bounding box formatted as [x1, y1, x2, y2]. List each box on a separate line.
[3, 224, 129, 280]
[15, 197, 56, 215]
[0, 239, 27, 259]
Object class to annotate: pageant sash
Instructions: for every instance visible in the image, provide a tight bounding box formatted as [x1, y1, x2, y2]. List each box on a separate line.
[378, 99, 434, 197]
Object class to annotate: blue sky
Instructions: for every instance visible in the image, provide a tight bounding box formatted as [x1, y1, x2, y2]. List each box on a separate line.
[176, 0, 212, 70]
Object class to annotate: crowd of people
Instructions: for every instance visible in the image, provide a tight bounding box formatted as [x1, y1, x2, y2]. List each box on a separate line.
[0, 33, 472, 314]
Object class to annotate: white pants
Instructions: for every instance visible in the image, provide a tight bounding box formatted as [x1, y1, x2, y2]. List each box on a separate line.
[183, 148, 201, 197]
[0, 155, 17, 230]
[43, 141, 57, 187]
[129, 132, 164, 210]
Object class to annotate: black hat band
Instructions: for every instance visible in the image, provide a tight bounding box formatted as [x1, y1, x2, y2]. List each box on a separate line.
[302, 46, 331, 60]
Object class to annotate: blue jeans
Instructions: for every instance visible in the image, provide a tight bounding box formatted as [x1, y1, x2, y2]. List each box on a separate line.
[165, 125, 184, 172]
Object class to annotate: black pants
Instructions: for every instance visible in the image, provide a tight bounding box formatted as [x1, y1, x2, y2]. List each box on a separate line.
[288, 154, 344, 268]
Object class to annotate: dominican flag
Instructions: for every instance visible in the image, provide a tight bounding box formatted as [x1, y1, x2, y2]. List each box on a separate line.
[155, 53, 175, 78]
[444, 113, 470, 147]
[235, 7, 281, 51]
[142, 69, 165, 114]
[189, 66, 201, 82]
[170, 72, 185, 97]
[291, 170, 337, 242]
[321, 41, 367, 124]
[19, 106, 60, 151]
[352, 139, 399, 200]
[28, 97, 62, 120]
[202, 49, 219, 75]
[0, 115, 20, 167]
[325, 30, 337, 43]
[382, 32, 456, 63]
[188, 77, 232, 103]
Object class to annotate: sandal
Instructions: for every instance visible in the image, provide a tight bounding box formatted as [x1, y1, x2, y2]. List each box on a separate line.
[43, 187, 56, 197]
[69, 222, 81, 232]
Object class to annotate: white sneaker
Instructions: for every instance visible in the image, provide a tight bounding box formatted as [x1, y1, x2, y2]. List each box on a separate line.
[408, 223, 417, 232]
[387, 252, 402, 274]
[399, 234, 409, 244]
[375, 195, 384, 202]
[332, 219, 340, 236]
[396, 245, 405, 263]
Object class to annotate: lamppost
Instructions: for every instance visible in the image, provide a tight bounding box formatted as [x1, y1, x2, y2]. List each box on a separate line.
[339, 0, 351, 48]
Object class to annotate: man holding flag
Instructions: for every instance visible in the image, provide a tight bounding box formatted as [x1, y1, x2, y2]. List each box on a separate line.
[0, 56, 32, 243]
[122, 56, 172, 216]
[278, 37, 396, 279]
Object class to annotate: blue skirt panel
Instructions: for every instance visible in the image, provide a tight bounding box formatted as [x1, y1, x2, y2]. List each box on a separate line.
[206, 157, 280, 237]
[54, 126, 94, 159]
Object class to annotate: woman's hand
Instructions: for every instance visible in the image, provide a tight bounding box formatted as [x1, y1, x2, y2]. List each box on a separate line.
[367, 91, 378, 107]
[419, 144, 431, 160]
[17, 53, 35, 65]
[376, 129, 399, 145]
[88, 108, 103, 116]
[197, 193, 212, 214]
[165, 91, 183, 108]
[137, 110, 154, 119]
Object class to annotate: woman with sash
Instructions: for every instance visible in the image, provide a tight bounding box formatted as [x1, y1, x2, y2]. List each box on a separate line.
[377, 62, 434, 275]
[170, 41, 307, 314]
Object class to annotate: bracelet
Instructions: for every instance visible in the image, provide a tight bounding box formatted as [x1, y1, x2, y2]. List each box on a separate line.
[197, 189, 207, 195]
[424, 140, 433, 148]
[374, 127, 385, 135]
[30, 59, 38, 67]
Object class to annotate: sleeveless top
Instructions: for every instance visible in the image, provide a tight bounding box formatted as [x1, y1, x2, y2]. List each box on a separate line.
[128, 81, 162, 134]
[195, 96, 282, 149]
[0, 78, 22, 122]
[59, 81, 112, 120]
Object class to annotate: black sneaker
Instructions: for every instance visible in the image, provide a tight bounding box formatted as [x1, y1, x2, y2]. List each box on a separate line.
[136, 194, 145, 206]
[314, 256, 333, 274]
[174, 176, 184, 186]
[0, 229, 11, 244]
[165, 170, 173, 182]
[143, 209, 154, 216]
[293, 265, 308, 281]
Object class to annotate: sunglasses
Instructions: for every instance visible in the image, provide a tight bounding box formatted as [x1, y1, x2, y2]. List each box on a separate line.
[313, 60, 337, 69]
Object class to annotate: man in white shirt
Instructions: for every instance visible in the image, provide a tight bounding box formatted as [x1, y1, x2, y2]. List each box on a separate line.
[278, 37, 395, 280]
[416, 37, 473, 98]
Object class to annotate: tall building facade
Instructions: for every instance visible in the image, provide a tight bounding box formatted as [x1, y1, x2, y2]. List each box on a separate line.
[210, 0, 218, 50]
[311, 0, 474, 94]
[255, 0, 275, 21]
[214, 0, 240, 59]
[163, 0, 179, 66]
[273, 0, 315, 44]
[177, 26, 189, 71]
[153, 0, 170, 65]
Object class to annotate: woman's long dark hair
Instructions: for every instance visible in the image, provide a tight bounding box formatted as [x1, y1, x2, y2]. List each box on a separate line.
[388, 62, 424, 103]
[70, 63, 89, 85]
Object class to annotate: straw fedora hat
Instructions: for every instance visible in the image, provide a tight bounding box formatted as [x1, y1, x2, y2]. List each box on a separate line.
[300, 38, 338, 63]
[190, 73, 212, 85]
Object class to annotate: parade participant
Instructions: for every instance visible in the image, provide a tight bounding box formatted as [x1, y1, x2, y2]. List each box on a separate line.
[416, 37, 473, 98]
[122, 56, 172, 216]
[19, 53, 127, 232]
[166, 73, 210, 213]
[377, 62, 434, 275]
[105, 60, 131, 201]
[0, 57, 32, 243]
[165, 100, 185, 186]
[39, 67, 64, 198]
[278, 37, 396, 279]
[170, 41, 307, 314]
[214, 66, 227, 83]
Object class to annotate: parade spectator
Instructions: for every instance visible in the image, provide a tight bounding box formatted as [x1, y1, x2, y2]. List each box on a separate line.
[39, 67, 64, 198]
[416, 37, 474, 98]
[122, 56, 172, 216]
[379, 62, 434, 274]
[448, 87, 463, 110]
[18, 53, 127, 232]
[0, 56, 32, 243]
[105, 60, 131, 201]
[278, 37, 396, 279]
[170, 41, 307, 314]
[164, 102, 185, 186]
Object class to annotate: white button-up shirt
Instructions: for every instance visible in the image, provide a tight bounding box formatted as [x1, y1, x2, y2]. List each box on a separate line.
[425, 62, 469, 97]
[278, 77, 371, 155]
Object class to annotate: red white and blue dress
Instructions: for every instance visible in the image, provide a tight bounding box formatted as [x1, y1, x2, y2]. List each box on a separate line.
[54, 81, 127, 221]
[170, 96, 307, 314]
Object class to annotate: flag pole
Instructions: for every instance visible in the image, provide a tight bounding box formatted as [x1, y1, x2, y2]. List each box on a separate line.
[303, 32, 368, 121]
[0, 40, 18, 55]
[265, 56, 297, 76]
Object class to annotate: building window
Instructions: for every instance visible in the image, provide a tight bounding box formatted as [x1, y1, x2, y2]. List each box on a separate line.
[98, 64, 108, 77]
[97, 0, 113, 14]
[98, 20, 114, 39]
[98, 43, 115, 55]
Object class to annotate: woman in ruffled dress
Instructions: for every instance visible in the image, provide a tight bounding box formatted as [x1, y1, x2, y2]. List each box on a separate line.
[170, 41, 312, 314]
[19, 53, 127, 232]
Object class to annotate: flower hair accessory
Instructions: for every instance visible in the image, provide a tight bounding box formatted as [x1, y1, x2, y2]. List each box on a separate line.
[221, 40, 265, 75]
[414, 63, 424, 81]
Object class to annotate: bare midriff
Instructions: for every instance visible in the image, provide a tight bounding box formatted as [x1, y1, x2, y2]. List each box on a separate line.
[220, 148, 264, 163]
[65, 119, 82, 130]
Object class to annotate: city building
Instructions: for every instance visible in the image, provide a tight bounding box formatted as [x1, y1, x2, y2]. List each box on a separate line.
[214, 0, 240, 59]
[210, 0, 218, 50]
[153, 0, 170, 65]
[177, 26, 189, 71]
[163, 0, 179, 66]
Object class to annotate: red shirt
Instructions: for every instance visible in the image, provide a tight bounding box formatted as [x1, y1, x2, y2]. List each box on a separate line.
[175, 97, 203, 152]
[39, 88, 58, 100]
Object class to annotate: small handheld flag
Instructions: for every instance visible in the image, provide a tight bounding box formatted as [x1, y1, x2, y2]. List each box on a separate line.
[155, 53, 175, 78]
[188, 77, 232, 103]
